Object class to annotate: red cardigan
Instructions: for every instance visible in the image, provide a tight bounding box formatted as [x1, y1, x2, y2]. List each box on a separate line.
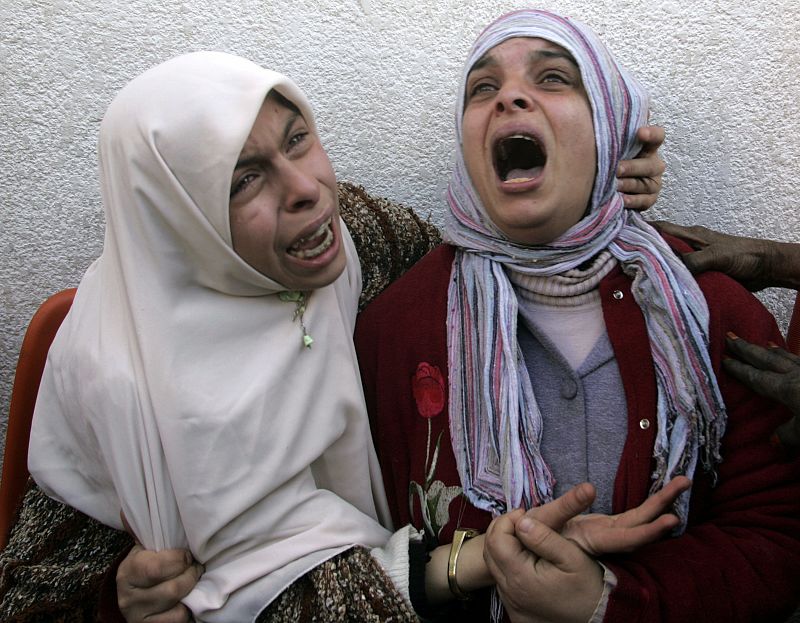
[355, 241, 800, 622]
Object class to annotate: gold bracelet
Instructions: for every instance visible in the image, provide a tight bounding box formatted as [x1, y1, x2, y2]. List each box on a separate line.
[447, 528, 480, 600]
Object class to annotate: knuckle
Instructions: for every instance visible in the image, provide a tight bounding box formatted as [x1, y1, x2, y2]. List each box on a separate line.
[685, 224, 706, 234]
[117, 593, 133, 614]
[150, 608, 191, 623]
[117, 549, 140, 582]
[162, 578, 187, 603]
[172, 605, 192, 623]
[641, 177, 658, 191]
[144, 558, 168, 584]
[525, 526, 549, 549]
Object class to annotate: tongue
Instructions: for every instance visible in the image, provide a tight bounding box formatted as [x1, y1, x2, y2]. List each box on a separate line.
[506, 166, 542, 182]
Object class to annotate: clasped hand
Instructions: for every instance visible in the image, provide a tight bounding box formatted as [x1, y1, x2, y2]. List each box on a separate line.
[484, 477, 690, 623]
[116, 477, 689, 623]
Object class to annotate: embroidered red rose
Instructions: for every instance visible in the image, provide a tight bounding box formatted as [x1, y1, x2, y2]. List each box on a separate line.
[412, 362, 445, 418]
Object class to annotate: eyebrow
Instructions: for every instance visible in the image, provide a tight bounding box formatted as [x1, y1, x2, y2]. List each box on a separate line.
[469, 54, 498, 74]
[233, 111, 301, 170]
[535, 49, 578, 67]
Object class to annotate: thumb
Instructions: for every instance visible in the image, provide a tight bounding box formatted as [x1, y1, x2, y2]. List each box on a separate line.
[681, 247, 719, 275]
[516, 516, 583, 570]
[525, 482, 595, 532]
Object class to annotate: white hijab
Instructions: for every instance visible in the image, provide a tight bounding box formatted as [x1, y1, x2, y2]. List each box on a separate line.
[28, 51, 392, 622]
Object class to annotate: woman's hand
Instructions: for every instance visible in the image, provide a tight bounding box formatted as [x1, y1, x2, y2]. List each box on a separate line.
[616, 125, 665, 210]
[518, 478, 688, 557]
[485, 511, 604, 623]
[117, 544, 202, 623]
[559, 477, 690, 556]
[482, 479, 689, 622]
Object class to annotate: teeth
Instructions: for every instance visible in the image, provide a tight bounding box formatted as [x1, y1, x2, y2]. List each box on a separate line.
[288, 219, 334, 260]
[506, 134, 537, 146]
[295, 218, 330, 246]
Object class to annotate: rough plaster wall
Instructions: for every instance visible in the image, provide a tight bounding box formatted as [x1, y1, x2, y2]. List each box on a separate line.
[2, 0, 799, 469]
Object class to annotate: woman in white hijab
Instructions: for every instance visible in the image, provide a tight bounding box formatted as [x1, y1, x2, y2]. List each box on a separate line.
[27, 51, 426, 622]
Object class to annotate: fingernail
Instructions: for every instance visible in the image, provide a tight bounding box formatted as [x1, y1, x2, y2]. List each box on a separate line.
[770, 432, 784, 448]
[726, 331, 739, 340]
[518, 518, 533, 534]
[767, 341, 780, 349]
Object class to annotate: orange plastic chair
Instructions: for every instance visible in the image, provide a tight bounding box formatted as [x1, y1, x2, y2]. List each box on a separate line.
[786, 292, 800, 356]
[0, 288, 76, 549]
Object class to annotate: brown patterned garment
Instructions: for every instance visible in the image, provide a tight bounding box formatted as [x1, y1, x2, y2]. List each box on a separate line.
[256, 547, 417, 622]
[0, 182, 438, 622]
[0, 482, 131, 622]
[337, 182, 441, 311]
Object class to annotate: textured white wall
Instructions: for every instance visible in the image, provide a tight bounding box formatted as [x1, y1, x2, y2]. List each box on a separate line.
[2, 0, 799, 467]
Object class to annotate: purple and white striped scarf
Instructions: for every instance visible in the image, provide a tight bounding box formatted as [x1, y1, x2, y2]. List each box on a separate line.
[445, 9, 725, 528]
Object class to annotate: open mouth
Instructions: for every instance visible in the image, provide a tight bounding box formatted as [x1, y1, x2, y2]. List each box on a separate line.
[288, 217, 334, 260]
[493, 134, 546, 183]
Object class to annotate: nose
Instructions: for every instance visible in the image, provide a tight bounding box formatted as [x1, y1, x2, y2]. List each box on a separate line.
[494, 83, 532, 114]
[281, 161, 320, 212]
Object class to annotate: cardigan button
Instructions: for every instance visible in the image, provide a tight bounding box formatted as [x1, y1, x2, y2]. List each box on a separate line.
[639, 418, 651, 430]
[560, 378, 578, 400]
[612, 290, 624, 300]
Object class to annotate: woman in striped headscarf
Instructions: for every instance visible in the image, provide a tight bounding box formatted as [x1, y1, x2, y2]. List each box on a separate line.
[356, 8, 800, 622]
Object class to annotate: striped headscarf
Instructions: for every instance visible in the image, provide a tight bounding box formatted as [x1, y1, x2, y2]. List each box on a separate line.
[445, 9, 725, 528]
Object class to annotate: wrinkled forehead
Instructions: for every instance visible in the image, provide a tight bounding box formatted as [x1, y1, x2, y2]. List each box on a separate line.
[454, 9, 649, 210]
[466, 37, 578, 82]
[98, 52, 316, 237]
[236, 90, 307, 164]
[457, 11, 596, 119]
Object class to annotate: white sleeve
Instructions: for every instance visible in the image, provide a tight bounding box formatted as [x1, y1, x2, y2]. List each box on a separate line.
[369, 524, 424, 609]
[588, 563, 618, 623]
